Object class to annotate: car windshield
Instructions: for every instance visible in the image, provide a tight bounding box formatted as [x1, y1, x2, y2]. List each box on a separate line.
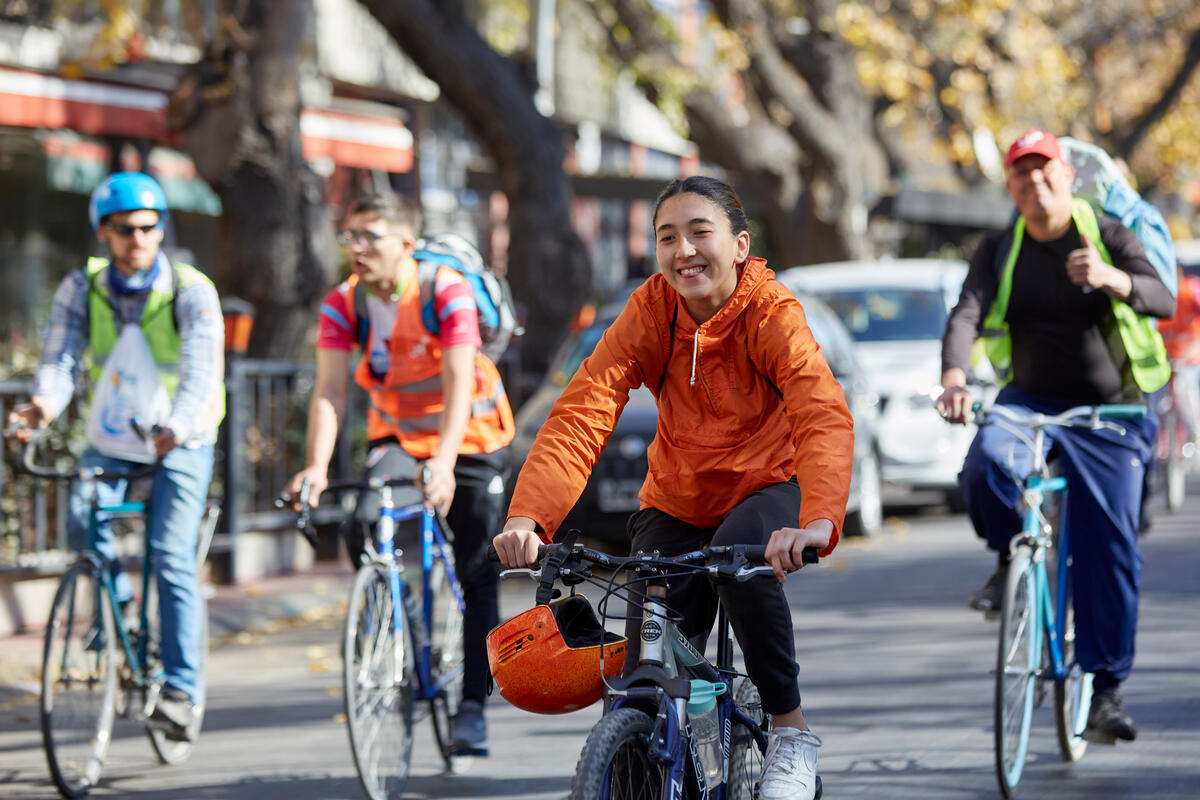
[547, 322, 609, 387]
[817, 288, 947, 342]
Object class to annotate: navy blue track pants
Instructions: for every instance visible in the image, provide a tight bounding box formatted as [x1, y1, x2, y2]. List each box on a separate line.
[959, 385, 1155, 682]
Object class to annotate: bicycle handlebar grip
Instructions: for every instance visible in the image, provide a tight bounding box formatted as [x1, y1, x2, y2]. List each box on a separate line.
[741, 545, 819, 565]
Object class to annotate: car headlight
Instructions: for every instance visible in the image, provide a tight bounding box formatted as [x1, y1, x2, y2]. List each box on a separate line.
[617, 435, 648, 460]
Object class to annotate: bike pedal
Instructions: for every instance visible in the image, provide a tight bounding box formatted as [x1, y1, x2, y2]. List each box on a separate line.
[449, 745, 488, 757]
[1080, 727, 1118, 746]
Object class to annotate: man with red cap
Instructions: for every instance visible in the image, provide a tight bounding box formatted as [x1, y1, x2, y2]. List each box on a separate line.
[936, 129, 1174, 744]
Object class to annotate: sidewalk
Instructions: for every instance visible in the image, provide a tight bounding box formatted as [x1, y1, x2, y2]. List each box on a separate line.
[0, 561, 356, 694]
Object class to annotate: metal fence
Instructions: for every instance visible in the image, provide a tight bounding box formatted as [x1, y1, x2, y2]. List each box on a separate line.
[0, 360, 363, 579]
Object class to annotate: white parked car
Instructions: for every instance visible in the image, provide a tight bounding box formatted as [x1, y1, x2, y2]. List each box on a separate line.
[777, 259, 989, 507]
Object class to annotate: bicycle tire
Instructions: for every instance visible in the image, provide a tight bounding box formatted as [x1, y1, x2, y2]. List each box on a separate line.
[569, 707, 665, 800]
[426, 551, 466, 767]
[344, 563, 415, 800]
[994, 546, 1040, 799]
[41, 560, 119, 798]
[1053, 585, 1091, 763]
[145, 579, 209, 765]
[727, 678, 767, 799]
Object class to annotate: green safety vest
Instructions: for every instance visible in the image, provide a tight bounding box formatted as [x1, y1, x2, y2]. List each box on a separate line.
[978, 198, 1170, 394]
[86, 257, 226, 426]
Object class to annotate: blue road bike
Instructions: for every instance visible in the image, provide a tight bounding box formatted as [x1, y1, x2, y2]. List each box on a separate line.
[286, 473, 466, 800]
[978, 402, 1146, 798]
[499, 534, 821, 800]
[11, 430, 219, 798]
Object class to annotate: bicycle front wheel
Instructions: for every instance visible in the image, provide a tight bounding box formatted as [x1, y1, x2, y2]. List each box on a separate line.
[728, 678, 767, 799]
[344, 563, 414, 800]
[41, 560, 119, 798]
[426, 552, 465, 767]
[569, 707, 665, 800]
[994, 546, 1040, 798]
[1053, 585, 1092, 762]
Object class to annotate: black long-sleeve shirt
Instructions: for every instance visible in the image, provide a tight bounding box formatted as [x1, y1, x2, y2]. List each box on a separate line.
[943, 214, 1175, 405]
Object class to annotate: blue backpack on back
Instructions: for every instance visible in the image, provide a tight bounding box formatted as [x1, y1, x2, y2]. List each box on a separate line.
[353, 233, 520, 363]
[1060, 137, 1177, 296]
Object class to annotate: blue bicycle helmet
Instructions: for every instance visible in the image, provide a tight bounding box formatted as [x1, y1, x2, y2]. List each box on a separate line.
[88, 172, 169, 230]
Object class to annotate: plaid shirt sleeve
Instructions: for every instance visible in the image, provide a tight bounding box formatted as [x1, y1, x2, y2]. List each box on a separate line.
[165, 278, 225, 442]
[32, 271, 90, 422]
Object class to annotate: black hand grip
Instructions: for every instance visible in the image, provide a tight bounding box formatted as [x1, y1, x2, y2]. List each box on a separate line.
[740, 545, 819, 565]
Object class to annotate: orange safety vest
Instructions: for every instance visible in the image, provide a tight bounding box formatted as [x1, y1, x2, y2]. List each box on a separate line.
[344, 273, 514, 459]
[1158, 275, 1200, 365]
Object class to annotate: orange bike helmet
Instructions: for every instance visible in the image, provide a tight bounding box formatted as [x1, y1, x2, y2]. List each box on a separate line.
[487, 594, 627, 714]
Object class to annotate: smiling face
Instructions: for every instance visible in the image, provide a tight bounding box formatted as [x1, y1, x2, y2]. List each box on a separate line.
[654, 192, 751, 323]
[1005, 154, 1075, 232]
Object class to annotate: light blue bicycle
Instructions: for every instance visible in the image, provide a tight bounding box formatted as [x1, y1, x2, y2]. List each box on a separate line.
[977, 402, 1146, 798]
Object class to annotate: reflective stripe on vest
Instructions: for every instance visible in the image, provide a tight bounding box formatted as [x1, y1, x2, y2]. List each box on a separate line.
[86, 258, 226, 424]
[977, 199, 1170, 393]
[346, 274, 513, 457]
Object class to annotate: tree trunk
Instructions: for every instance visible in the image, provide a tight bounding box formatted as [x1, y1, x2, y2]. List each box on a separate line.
[167, 0, 334, 358]
[360, 0, 591, 376]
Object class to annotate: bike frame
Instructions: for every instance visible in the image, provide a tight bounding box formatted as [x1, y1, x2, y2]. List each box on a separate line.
[1015, 469, 1075, 685]
[369, 485, 466, 702]
[604, 581, 765, 800]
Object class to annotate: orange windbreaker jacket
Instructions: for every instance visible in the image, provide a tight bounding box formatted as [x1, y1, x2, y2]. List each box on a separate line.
[507, 258, 854, 556]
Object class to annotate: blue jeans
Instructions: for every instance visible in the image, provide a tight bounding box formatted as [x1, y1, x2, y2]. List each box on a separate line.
[959, 386, 1155, 682]
[69, 445, 214, 703]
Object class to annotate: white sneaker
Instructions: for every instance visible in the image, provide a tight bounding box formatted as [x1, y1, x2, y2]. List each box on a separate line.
[759, 727, 822, 800]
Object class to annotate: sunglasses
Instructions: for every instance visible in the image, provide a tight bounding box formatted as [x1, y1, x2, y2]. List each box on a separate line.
[337, 229, 395, 248]
[105, 221, 164, 237]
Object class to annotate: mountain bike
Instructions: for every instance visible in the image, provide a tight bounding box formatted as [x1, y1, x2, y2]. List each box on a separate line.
[283, 473, 466, 800]
[976, 402, 1146, 798]
[10, 430, 219, 798]
[497, 533, 822, 800]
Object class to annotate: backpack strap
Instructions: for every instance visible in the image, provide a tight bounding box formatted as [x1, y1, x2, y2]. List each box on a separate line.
[352, 279, 370, 351]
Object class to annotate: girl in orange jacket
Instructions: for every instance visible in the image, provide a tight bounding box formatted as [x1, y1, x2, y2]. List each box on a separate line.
[493, 176, 854, 800]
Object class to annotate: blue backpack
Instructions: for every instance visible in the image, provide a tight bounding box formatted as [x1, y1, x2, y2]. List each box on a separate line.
[353, 233, 519, 363]
[1059, 137, 1177, 296]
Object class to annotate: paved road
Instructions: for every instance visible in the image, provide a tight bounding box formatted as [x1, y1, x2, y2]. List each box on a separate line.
[2, 489, 1197, 799]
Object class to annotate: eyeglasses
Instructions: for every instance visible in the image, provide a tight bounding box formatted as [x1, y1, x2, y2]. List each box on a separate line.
[337, 229, 395, 248]
[105, 221, 164, 237]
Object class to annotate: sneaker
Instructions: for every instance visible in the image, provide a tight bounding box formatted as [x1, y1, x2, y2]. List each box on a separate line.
[449, 699, 488, 756]
[148, 685, 198, 742]
[1082, 690, 1137, 744]
[759, 727, 822, 800]
[968, 565, 1008, 615]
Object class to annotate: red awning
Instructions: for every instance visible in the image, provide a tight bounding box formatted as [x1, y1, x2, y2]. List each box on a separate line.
[0, 66, 413, 173]
[300, 108, 413, 173]
[0, 66, 166, 139]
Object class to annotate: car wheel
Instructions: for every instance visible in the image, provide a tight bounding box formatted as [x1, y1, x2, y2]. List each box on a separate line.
[844, 448, 884, 538]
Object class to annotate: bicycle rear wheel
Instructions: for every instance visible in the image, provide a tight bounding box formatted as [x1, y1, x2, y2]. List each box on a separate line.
[41, 560, 119, 798]
[994, 546, 1040, 798]
[1053, 585, 1092, 762]
[145, 576, 209, 765]
[728, 678, 767, 799]
[344, 564, 414, 800]
[569, 707, 665, 800]
[427, 551, 466, 767]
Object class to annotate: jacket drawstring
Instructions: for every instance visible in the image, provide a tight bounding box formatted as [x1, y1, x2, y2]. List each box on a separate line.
[689, 329, 699, 387]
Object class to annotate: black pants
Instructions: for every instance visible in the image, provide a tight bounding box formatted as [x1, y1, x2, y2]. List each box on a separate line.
[354, 441, 509, 705]
[623, 480, 803, 715]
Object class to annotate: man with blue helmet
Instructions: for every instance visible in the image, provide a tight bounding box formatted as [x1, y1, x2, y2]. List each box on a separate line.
[8, 171, 225, 742]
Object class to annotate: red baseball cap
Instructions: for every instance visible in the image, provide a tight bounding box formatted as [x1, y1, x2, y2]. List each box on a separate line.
[1005, 129, 1061, 167]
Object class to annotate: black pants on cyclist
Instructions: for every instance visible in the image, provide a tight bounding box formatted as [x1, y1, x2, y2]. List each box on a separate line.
[622, 478, 803, 716]
[354, 439, 510, 706]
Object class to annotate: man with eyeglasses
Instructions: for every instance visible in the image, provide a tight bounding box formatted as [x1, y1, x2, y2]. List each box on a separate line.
[7, 171, 224, 742]
[287, 193, 513, 757]
[937, 129, 1174, 745]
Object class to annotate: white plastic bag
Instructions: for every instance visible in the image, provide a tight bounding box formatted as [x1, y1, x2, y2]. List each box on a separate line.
[86, 324, 170, 463]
